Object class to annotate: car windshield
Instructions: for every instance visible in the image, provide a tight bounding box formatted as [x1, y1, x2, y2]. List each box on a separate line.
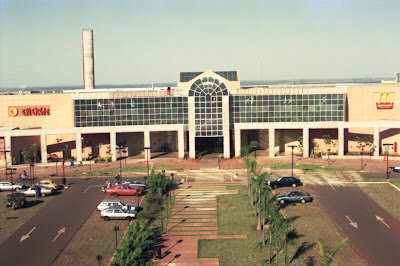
[277, 177, 282, 181]
[120, 202, 126, 206]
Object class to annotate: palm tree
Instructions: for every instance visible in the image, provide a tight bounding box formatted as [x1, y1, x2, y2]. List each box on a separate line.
[318, 238, 347, 266]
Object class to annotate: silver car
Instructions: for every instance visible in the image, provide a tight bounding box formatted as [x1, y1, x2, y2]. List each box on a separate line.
[100, 207, 137, 221]
[0, 181, 24, 192]
[97, 200, 138, 211]
[22, 186, 54, 197]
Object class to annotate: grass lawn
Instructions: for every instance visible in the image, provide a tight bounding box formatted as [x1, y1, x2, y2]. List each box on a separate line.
[67, 165, 181, 177]
[390, 179, 400, 189]
[0, 191, 56, 245]
[357, 183, 400, 220]
[262, 163, 356, 173]
[198, 185, 363, 266]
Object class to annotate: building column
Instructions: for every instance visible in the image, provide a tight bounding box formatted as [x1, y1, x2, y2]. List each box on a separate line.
[223, 132, 230, 159]
[144, 130, 151, 160]
[222, 95, 230, 159]
[373, 127, 380, 157]
[235, 128, 241, 158]
[303, 127, 309, 158]
[5, 135, 12, 165]
[338, 127, 344, 157]
[40, 134, 48, 164]
[189, 131, 195, 159]
[76, 133, 82, 162]
[178, 127, 184, 159]
[269, 128, 275, 157]
[110, 131, 117, 161]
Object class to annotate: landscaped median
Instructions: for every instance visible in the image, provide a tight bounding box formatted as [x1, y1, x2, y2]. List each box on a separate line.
[67, 165, 181, 177]
[262, 163, 356, 173]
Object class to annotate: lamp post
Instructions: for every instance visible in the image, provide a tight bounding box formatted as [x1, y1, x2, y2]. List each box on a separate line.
[88, 153, 92, 172]
[360, 144, 365, 170]
[96, 255, 102, 266]
[56, 138, 62, 177]
[62, 149, 66, 185]
[114, 226, 120, 250]
[327, 148, 331, 167]
[116, 147, 123, 177]
[144, 147, 151, 180]
[383, 143, 393, 181]
[288, 145, 297, 177]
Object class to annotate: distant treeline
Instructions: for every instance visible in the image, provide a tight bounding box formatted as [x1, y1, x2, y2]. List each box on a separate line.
[0, 77, 386, 92]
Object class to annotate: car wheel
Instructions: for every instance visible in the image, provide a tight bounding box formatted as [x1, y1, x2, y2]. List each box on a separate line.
[112, 192, 118, 197]
[104, 216, 110, 221]
[274, 184, 278, 189]
[292, 183, 297, 188]
[21, 200, 26, 206]
[280, 199, 285, 205]
[301, 199, 306, 204]
[12, 203, 16, 210]
[126, 217, 132, 221]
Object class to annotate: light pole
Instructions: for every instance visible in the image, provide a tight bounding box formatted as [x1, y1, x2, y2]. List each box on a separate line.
[383, 143, 393, 181]
[327, 148, 331, 167]
[116, 147, 123, 177]
[88, 153, 92, 172]
[144, 147, 151, 180]
[0, 149, 11, 180]
[288, 145, 297, 177]
[62, 149, 66, 185]
[360, 144, 365, 170]
[114, 226, 120, 250]
[96, 255, 102, 266]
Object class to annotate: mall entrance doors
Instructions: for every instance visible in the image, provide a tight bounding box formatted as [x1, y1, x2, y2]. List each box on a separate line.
[195, 137, 223, 157]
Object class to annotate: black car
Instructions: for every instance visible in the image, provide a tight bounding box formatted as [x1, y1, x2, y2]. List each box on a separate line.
[268, 176, 301, 189]
[276, 190, 313, 205]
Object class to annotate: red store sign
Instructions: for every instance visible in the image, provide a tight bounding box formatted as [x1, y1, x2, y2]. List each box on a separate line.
[8, 106, 51, 117]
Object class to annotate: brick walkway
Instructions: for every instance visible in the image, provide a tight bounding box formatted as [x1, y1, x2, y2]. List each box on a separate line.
[156, 183, 246, 265]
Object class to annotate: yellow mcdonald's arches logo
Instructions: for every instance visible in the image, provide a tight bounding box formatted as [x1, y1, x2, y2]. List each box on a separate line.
[8, 107, 18, 117]
[376, 92, 394, 109]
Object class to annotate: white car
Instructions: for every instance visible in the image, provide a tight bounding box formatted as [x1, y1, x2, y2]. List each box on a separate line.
[392, 166, 400, 173]
[100, 208, 137, 221]
[22, 186, 54, 197]
[0, 181, 24, 192]
[97, 200, 138, 211]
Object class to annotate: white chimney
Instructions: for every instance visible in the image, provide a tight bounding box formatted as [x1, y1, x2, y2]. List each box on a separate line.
[82, 29, 95, 90]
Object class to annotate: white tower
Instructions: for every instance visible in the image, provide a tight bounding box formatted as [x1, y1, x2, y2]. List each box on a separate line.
[82, 29, 95, 90]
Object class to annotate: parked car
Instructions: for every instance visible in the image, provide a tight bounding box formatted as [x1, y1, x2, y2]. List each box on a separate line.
[97, 200, 138, 211]
[4, 192, 26, 210]
[391, 166, 400, 173]
[38, 179, 61, 190]
[268, 176, 302, 189]
[122, 179, 148, 188]
[276, 190, 313, 205]
[105, 184, 144, 196]
[100, 207, 137, 221]
[0, 181, 24, 192]
[22, 186, 54, 197]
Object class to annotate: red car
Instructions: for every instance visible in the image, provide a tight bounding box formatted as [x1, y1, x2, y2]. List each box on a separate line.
[105, 184, 143, 196]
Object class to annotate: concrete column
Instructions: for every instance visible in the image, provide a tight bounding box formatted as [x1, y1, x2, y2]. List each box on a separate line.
[110, 131, 117, 161]
[144, 130, 151, 160]
[235, 128, 241, 158]
[269, 128, 275, 157]
[76, 133, 82, 162]
[223, 133, 230, 159]
[5, 135, 12, 165]
[373, 127, 380, 157]
[40, 134, 48, 164]
[178, 127, 184, 159]
[222, 95, 230, 159]
[189, 130, 195, 159]
[303, 127, 309, 158]
[338, 127, 344, 157]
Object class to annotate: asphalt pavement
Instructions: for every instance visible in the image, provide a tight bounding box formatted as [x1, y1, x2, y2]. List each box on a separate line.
[310, 183, 400, 266]
[0, 178, 106, 266]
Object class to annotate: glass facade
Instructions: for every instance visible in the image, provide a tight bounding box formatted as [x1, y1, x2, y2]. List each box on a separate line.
[74, 97, 188, 127]
[189, 76, 228, 137]
[230, 93, 345, 125]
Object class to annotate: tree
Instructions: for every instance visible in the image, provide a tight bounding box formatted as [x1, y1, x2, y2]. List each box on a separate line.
[318, 238, 347, 266]
[297, 136, 304, 156]
[323, 134, 332, 156]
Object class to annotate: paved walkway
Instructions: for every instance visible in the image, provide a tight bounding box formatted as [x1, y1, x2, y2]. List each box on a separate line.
[157, 183, 246, 265]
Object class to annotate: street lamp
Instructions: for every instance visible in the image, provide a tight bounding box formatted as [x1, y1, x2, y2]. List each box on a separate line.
[288, 145, 297, 177]
[116, 147, 123, 178]
[327, 148, 331, 167]
[0, 149, 11, 180]
[88, 153, 92, 172]
[114, 226, 120, 250]
[383, 143, 393, 181]
[62, 149, 66, 185]
[144, 147, 151, 180]
[360, 144, 365, 170]
[96, 255, 102, 266]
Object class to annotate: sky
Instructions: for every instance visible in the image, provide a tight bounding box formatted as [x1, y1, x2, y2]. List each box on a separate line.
[1, 0, 400, 88]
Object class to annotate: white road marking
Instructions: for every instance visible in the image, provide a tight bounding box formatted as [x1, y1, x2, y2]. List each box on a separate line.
[52, 227, 66, 243]
[20, 227, 36, 242]
[345, 215, 358, 229]
[83, 185, 103, 194]
[376, 215, 390, 229]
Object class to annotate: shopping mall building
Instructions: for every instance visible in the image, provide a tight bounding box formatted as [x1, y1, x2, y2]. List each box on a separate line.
[1, 30, 400, 166]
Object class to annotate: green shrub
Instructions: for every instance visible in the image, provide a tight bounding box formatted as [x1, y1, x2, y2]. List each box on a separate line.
[111, 220, 155, 266]
[105, 156, 112, 163]
[147, 171, 175, 195]
[240, 145, 251, 157]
